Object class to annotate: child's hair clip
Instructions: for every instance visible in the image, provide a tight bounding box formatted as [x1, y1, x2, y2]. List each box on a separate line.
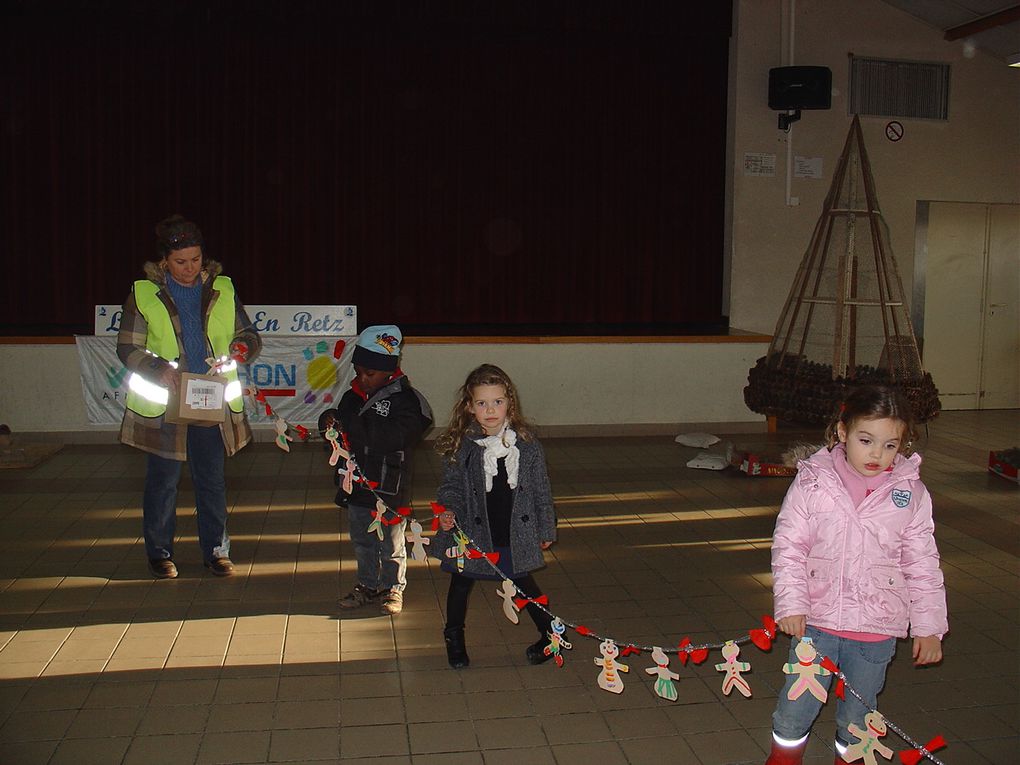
[838, 403, 846, 415]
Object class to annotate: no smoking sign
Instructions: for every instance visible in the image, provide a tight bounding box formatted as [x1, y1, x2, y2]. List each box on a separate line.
[885, 121, 904, 142]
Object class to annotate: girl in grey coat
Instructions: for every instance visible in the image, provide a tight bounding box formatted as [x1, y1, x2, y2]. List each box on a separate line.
[431, 364, 557, 668]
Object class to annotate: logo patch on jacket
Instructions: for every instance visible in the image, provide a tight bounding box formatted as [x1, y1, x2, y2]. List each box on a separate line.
[891, 488, 911, 508]
[372, 400, 391, 417]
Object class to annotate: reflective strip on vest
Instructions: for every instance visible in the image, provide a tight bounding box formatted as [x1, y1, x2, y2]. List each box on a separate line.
[125, 276, 244, 417]
[127, 354, 178, 407]
[213, 359, 244, 404]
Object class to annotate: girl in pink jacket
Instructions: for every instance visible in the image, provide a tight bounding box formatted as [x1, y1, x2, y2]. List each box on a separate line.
[765, 386, 948, 765]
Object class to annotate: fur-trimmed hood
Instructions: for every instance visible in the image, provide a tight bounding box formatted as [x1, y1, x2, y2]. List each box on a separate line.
[141, 258, 224, 285]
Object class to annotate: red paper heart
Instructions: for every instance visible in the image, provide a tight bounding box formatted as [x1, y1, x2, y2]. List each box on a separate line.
[749, 616, 777, 650]
[677, 638, 692, 665]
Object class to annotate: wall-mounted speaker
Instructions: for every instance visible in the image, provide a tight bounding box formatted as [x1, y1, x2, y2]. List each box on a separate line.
[768, 66, 832, 111]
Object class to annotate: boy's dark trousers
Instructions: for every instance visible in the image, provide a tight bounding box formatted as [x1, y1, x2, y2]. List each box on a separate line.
[348, 502, 407, 593]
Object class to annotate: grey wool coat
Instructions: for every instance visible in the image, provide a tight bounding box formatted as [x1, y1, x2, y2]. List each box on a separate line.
[430, 431, 557, 576]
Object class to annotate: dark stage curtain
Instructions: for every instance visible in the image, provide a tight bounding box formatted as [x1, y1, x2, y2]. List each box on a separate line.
[1, 1, 732, 335]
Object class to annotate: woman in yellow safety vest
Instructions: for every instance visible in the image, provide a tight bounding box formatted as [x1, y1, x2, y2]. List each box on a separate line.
[118, 214, 262, 580]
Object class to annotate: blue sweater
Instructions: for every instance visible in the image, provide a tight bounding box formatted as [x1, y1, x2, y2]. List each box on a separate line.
[165, 277, 209, 374]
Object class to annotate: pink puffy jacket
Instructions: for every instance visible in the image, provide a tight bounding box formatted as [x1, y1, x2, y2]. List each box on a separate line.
[772, 447, 948, 639]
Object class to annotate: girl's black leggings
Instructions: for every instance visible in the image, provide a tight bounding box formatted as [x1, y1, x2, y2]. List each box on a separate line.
[445, 571, 551, 636]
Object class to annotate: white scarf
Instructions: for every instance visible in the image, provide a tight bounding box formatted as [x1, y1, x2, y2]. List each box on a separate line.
[474, 423, 519, 492]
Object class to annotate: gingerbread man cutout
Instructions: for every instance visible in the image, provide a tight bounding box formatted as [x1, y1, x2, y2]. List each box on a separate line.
[404, 519, 429, 561]
[497, 579, 520, 624]
[594, 639, 629, 694]
[274, 417, 293, 452]
[842, 711, 894, 765]
[543, 618, 572, 667]
[784, 637, 831, 703]
[714, 640, 752, 698]
[445, 529, 469, 573]
[339, 455, 356, 495]
[366, 498, 388, 541]
[645, 646, 680, 702]
[324, 426, 348, 466]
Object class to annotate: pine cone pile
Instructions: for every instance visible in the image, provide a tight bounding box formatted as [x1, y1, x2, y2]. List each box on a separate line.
[743, 356, 941, 425]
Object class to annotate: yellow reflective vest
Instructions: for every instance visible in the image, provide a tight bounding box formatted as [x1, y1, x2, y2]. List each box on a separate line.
[125, 276, 244, 417]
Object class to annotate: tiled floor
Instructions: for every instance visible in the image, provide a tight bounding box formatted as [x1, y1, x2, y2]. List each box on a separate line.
[0, 410, 1016, 764]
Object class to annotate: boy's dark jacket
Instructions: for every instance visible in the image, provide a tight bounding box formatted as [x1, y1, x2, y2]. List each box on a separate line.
[321, 373, 432, 508]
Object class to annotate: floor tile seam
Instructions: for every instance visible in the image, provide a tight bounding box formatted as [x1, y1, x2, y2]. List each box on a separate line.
[170, 618, 231, 666]
[1, 621, 77, 676]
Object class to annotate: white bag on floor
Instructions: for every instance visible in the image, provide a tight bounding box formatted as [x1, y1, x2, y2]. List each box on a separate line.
[686, 451, 729, 470]
[675, 432, 721, 448]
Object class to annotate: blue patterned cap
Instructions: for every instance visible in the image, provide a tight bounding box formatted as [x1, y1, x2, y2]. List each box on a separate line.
[352, 325, 402, 371]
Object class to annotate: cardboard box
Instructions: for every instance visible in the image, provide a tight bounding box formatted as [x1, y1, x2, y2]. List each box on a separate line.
[165, 372, 228, 426]
[739, 453, 797, 477]
[988, 450, 1019, 485]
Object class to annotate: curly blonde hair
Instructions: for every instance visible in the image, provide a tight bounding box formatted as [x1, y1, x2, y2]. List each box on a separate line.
[435, 363, 534, 460]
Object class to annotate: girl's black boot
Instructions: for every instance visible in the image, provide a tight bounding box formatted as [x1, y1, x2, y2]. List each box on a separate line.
[443, 627, 470, 669]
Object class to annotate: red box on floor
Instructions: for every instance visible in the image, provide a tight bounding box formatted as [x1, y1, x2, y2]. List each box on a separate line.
[988, 451, 1019, 484]
[739, 453, 797, 477]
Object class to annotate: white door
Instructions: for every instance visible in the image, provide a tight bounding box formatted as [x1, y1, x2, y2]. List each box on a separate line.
[982, 205, 1020, 409]
[919, 202, 1019, 411]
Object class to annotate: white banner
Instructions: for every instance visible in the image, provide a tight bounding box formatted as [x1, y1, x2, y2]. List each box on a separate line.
[95, 305, 357, 336]
[75, 335, 356, 426]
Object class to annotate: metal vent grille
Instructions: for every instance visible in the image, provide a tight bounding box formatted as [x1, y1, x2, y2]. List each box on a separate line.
[849, 57, 950, 120]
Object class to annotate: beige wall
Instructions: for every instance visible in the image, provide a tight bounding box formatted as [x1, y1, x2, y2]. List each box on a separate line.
[728, 0, 1020, 334]
[0, 340, 770, 438]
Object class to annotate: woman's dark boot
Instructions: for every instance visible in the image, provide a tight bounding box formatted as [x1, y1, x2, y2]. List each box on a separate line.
[443, 626, 469, 669]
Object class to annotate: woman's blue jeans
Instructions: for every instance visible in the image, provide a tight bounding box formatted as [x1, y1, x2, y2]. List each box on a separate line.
[347, 503, 406, 593]
[771, 626, 896, 746]
[143, 424, 230, 563]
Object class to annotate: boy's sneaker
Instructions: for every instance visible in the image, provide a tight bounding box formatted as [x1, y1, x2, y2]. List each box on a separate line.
[380, 589, 403, 615]
[338, 584, 382, 609]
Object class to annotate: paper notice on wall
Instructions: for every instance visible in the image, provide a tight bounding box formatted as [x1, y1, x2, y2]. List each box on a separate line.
[743, 152, 776, 177]
[794, 156, 823, 179]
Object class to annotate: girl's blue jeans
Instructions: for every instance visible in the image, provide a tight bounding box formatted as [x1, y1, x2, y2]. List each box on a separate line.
[143, 424, 230, 563]
[771, 625, 896, 746]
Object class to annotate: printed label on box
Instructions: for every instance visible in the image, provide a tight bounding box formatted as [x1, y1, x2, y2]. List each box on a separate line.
[186, 379, 224, 410]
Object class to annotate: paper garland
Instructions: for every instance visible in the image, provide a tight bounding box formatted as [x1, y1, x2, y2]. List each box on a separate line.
[497, 580, 521, 624]
[844, 711, 894, 764]
[715, 641, 752, 698]
[405, 519, 430, 561]
[542, 618, 572, 667]
[291, 428, 950, 765]
[594, 639, 630, 694]
[422, 503, 948, 765]
[645, 646, 679, 701]
[784, 637, 831, 702]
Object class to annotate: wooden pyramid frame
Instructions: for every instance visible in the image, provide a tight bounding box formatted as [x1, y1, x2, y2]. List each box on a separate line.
[744, 116, 940, 424]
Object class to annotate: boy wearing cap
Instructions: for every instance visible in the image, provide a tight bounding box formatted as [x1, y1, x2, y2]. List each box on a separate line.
[319, 325, 433, 615]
